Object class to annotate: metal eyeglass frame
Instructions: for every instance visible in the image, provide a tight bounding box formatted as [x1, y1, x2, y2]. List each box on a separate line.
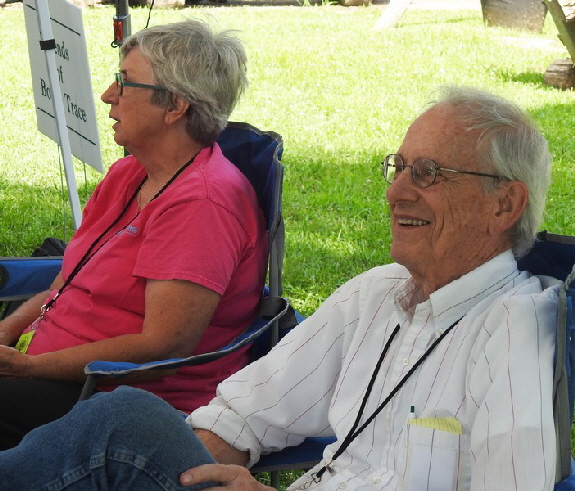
[115, 72, 168, 97]
[382, 153, 507, 188]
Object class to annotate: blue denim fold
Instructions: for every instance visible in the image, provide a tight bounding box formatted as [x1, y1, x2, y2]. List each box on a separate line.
[0, 386, 215, 491]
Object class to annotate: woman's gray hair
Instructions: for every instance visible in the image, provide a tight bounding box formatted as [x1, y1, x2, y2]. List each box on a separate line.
[120, 19, 248, 146]
[428, 86, 551, 258]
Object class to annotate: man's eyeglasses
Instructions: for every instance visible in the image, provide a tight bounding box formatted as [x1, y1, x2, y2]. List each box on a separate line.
[381, 153, 507, 188]
[115, 73, 169, 97]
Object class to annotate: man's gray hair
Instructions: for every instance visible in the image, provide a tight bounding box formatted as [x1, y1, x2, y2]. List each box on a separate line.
[428, 86, 551, 258]
[120, 19, 248, 146]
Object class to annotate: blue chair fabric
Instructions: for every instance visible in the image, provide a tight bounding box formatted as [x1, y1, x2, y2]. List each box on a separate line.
[0, 257, 62, 303]
[517, 232, 575, 487]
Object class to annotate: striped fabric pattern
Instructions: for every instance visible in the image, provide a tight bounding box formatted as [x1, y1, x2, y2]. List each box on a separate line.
[190, 250, 559, 491]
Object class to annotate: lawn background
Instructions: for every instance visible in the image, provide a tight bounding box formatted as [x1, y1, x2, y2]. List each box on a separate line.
[1, 3, 575, 316]
[2, 1, 575, 483]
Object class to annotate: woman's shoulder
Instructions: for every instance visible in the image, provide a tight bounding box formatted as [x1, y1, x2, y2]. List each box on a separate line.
[178, 144, 259, 209]
[198, 144, 251, 187]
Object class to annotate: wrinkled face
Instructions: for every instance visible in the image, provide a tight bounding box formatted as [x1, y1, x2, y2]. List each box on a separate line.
[100, 47, 168, 155]
[386, 106, 510, 297]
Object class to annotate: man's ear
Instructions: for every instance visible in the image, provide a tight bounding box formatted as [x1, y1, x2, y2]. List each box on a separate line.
[165, 94, 190, 125]
[490, 180, 529, 235]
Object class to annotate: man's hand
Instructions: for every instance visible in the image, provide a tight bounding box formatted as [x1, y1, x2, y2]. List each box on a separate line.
[180, 464, 275, 491]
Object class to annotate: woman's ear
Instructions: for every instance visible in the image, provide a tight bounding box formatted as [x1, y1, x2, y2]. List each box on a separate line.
[490, 180, 529, 235]
[165, 94, 190, 125]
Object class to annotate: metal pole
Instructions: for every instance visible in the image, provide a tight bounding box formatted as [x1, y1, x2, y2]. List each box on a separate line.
[113, 0, 131, 157]
[113, 0, 131, 47]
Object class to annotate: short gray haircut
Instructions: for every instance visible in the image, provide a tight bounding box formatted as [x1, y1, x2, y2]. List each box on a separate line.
[427, 86, 551, 258]
[120, 19, 248, 146]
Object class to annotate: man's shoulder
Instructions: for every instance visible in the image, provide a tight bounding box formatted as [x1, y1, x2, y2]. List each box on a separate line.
[504, 273, 561, 301]
[471, 273, 561, 332]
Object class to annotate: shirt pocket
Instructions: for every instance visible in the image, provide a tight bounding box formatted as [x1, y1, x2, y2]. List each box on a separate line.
[405, 420, 463, 491]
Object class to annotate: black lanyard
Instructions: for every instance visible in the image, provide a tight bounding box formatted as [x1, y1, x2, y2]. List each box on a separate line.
[41, 153, 197, 317]
[313, 317, 460, 482]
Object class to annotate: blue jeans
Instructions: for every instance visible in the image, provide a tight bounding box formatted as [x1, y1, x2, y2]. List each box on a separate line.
[0, 386, 215, 490]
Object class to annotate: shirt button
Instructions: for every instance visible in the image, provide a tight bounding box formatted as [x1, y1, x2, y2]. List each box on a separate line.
[338, 483, 347, 489]
[373, 477, 382, 484]
[402, 358, 409, 366]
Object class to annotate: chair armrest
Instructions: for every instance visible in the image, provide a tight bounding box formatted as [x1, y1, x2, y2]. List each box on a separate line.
[79, 297, 292, 400]
[0, 257, 62, 301]
[251, 436, 336, 473]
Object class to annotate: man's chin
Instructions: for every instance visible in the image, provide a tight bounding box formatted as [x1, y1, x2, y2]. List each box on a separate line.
[389, 244, 412, 269]
[389, 240, 401, 259]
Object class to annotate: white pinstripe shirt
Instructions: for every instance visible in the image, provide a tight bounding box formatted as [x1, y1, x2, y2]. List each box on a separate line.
[189, 250, 560, 490]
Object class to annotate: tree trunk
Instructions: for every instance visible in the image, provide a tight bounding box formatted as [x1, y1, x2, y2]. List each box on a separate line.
[481, 0, 547, 32]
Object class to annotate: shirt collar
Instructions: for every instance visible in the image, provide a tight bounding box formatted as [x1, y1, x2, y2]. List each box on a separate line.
[395, 250, 522, 328]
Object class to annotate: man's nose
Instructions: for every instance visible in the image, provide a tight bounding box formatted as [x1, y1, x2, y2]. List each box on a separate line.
[386, 168, 418, 204]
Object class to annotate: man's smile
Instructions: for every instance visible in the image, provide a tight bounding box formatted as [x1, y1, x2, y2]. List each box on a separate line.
[397, 218, 430, 226]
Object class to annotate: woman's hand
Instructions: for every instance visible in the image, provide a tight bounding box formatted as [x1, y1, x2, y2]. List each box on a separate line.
[0, 278, 222, 381]
[0, 320, 20, 346]
[0, 345, 28, 377]
[0, 275, 61, 347]
[180, 464, 275, 491]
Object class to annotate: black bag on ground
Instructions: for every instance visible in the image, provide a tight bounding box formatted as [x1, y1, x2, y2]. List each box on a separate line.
[32, 237, 67, 257]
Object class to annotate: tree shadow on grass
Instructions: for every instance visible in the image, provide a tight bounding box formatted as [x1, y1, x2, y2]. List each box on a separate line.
[0, 179, 77, 256]
[496, 68, 546, 86]
[395, 14, 481, 28]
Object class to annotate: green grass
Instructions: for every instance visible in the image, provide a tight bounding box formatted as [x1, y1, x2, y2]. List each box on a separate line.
[2, 4, 575, 486]
[3, 4, 574, 316]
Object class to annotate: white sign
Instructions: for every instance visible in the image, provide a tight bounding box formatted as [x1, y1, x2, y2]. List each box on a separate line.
[24, 0, 103, 173]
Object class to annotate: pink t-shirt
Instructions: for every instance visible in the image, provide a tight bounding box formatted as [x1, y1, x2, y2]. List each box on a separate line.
[27, 144, 268, 412]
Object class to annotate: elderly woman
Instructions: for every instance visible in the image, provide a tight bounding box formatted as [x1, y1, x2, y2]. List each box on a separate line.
[0, 19, 267, 450]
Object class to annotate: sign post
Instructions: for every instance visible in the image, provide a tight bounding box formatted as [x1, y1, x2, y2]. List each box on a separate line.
[23, 0, 103, 230]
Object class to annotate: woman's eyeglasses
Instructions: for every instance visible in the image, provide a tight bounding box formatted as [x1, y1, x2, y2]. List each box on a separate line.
[115, 72, 168, 97]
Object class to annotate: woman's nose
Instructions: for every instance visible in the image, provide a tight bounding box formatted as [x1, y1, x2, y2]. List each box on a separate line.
[101, 83, 117, 104]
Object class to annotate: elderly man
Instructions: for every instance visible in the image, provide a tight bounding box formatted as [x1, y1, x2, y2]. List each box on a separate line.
[0, 86, 560, 491]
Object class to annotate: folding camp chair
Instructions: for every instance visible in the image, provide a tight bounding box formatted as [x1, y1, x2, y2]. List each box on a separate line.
[0, 122, 295, 395]
[0, 257, 62, 311]
[516, 231, 575, 489]
[74, 121, 294, 399]
[250, 231, 575, 489]
[0, 238, 66, 319]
